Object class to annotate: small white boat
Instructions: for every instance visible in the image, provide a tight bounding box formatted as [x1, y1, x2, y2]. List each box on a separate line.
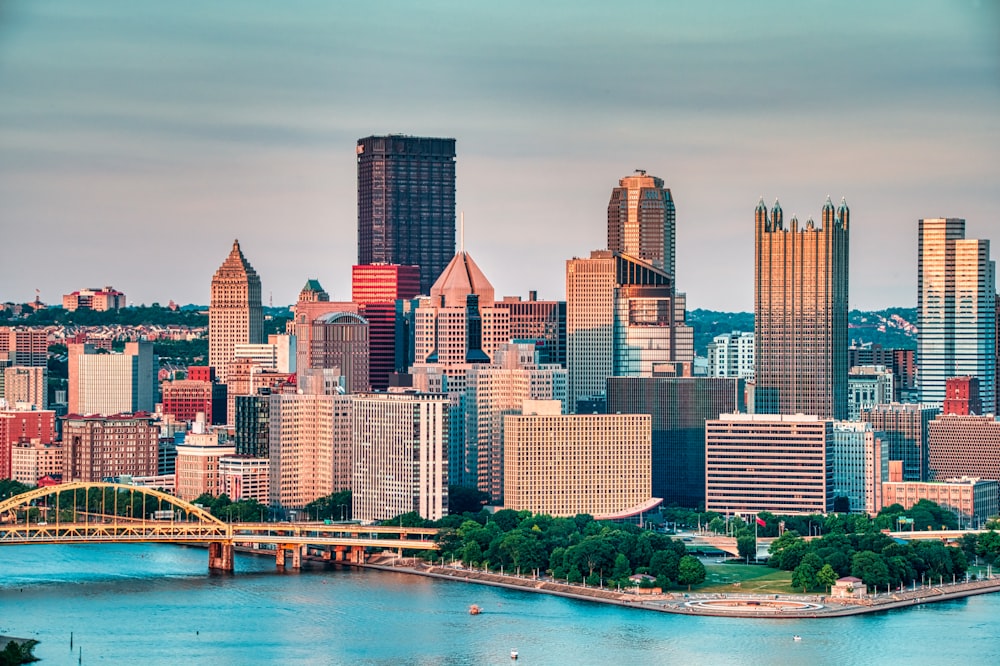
[511, 649, 519, 659]
[793, 635, 802, 641]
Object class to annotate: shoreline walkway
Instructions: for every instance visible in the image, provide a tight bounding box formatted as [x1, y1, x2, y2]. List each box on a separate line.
[362, 558, 1000, 619]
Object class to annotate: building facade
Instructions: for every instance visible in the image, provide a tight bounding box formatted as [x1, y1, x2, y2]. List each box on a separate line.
[566, 251, 693, 411]
[68, 342, 156, 416]
[351, 392, 448, 522]
[305, 312, 369, 393]
[209, 239, 264, 382]
[754, 197, 849, 419]
[0, 408, 56, 479]
[498, 293, 567, 367]
[607, 375, 744, 507]
[3, 366, 47, 409]
[831, 421, 887, 516]
[706, 413, 834, 515]
[63, 413, 159, 482]
[175, 440, 236, 501]
[861, 403, 939, 483]
[882, 477, 998, 527]
[352, 264, 421, 390]
[219, 455, 271, 504]
[503, 401, 655, 518]
[918, 218, 996, 409]
[927, 414, 1000, 487]
[62, 286, 126, 312]
[607, 170, 676, 276]
[10, 440, 63, 485]
[356, 135, 456, 294]
[847, 365, 894, 421]
[706, 331, 755, 379]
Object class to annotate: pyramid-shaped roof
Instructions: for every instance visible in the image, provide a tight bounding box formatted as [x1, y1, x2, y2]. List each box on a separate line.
[213, 239, 259, 282]
[430, 251, 494, 308]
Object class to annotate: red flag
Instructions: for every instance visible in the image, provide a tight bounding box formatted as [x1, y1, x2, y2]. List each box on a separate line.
[755, 517, 766, 527]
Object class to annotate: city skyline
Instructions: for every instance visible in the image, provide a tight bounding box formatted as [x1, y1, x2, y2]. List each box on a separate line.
[1, 2, 998, 311]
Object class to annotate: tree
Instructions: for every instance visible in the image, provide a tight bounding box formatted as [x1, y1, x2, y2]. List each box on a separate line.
[649, 549, 681, 582]
[816, 563, 838, 592]
[447, 486, 489, 515]
[833, 496, 850, 513]
[737, 535, 756, 562]
[611, 553, 632, 586]
[851, 551, 890, 589]
[791, 554, 822, 593]
[677, 555, 706, 590]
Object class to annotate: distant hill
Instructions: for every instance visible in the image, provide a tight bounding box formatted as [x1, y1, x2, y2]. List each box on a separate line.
[688, 308, 917, 356]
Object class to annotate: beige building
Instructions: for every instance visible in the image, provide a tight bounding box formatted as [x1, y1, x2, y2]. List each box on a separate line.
[412, 251, 510, 387]
[219, 455, 270, 505]
[3, 366, 47, 409]
[175, 440, 236, 501]
[209, 239, 263, 382]
[68, 342, 156, 416]
[706, 413, 834, 515]
[503, 401, 655, 518]
[352, 392, 448, 523]
[882, 477, 998, 526]
[268, 388, 353, 511]
[10, 440, 63, 484]
[64, 414, 159, 482]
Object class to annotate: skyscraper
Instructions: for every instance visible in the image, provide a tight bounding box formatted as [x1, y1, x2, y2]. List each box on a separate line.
[356, 135, 456, 294]
[209, 240, 263, 382]
[608, 169, 676, 276]
[352, 264, 421, 390]
[754, 197, 850, 419]
[67, 342, 156, 416]
[917, 218, 996, 409]
[566, 251, 693, 411]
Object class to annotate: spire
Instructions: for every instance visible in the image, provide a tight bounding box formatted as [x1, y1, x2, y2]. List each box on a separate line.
[755, 197, 769, 230]
[837, 197, 850, 230]
[822, 195, 834, 212]
[771, 199, 783, 229]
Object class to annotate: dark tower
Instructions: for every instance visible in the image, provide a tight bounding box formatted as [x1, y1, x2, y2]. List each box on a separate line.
[356, 135, 457, 294]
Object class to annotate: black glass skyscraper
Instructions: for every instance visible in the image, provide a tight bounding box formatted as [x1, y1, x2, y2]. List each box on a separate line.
[356, 135, 456, 294]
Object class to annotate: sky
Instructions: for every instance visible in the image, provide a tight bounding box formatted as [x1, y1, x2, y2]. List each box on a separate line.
[1, 1, 998, 311]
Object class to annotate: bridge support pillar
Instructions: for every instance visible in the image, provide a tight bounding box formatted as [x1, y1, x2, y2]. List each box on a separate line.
[208, 542, 234, 572]
[321, 547, 332, 562]
[334, 545, 347, 562]
[350, 546, 365, 564]
[276, 544, 301, 570]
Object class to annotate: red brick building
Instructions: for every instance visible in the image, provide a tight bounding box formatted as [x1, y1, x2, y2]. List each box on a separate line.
[0, 408, 57, 479]
[63, 413, 159, 482]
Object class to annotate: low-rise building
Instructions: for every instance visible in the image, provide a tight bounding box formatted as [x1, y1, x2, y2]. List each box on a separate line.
[882, 477, 998, 527]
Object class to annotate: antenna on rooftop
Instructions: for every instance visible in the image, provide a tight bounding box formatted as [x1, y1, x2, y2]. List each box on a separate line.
[460, 211, 465, 253]
[269, 291, 273, 307]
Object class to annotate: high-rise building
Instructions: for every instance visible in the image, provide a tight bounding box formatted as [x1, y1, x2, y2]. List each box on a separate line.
[607, 170, 676, 276]
[352, 264, 421, 390]
[160, 370, 226, 425]
[10, 440, 63, 485]
[847, 365, 894, 420]
[0, 327, 49, 367]
[174, 432, 235, 502]
[3, 366, 47, 409]
[706, 413, 834, 515]
[351, 392, 448, 522]
[943, 376, 982, 416]
[305, 312, 370, 393]
[848, 344, 916, 403]
[63, 413, 159, 482]
[209, 239, 263, 382]
[927, 414, 1000, 487]
[0, 407, 56, 479]
[831, 421, 887, 516]
[917, 219, 996, 409]
[861, 403, 939, 482]
[288, 279, 360, 373]
[706, 332, 755, 379]
[356, 135, 456, 294]
[498, 293, 567, 367]
[463, 342, 568, 501]
[234, 392, 272, 458]
[412, 251, 510, 388]
[503, 400, 656, 519]
[234, 334, 296, 374]
[566, 251, 692, 411]
[754, 197, 850, 419]
[67, 342, 156, 416]
[607, 375, 744, 507]
[269, 386, 353, 511]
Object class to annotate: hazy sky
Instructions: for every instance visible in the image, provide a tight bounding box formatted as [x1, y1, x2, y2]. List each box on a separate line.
[1, 1, 998, 311]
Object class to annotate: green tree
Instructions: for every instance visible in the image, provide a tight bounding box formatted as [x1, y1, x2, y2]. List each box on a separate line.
[677, 555, 706, 590]
[447, 486, 489, 515]
[791, 553, 821, 593]
[851, 551, 890, 589]
[737, 534, 756, 562]
[649, 549, 681, 582]
[816, 563, 838, 592]
[611, 552, 632, 585]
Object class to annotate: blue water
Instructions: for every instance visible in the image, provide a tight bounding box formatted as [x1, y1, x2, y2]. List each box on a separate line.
[2, 544, 999, 665]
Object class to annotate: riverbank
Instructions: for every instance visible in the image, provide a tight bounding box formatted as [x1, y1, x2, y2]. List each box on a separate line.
[361, 557, 1000, 619]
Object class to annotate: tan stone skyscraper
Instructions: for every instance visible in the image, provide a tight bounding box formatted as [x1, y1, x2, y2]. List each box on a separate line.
[754, 197, 849, 419]
[608, 169, 676, 276]
[209, 240, 263, 382]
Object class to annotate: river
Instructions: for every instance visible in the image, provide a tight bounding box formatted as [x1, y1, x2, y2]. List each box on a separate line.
[1, 543, 999, 665]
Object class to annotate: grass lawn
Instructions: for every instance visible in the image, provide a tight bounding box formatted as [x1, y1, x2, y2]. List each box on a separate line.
[691, 563, 799, 594]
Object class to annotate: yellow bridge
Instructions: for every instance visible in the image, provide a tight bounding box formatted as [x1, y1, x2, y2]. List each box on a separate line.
[0, 482, 439, 571]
